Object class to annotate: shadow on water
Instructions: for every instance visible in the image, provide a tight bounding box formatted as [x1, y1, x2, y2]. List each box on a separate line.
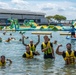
[43, 59, 54, 70]
[42, 59, 55, 75]
[57, 64, 76, 75]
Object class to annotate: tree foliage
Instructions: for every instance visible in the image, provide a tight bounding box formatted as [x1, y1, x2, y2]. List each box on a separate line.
[53, 15, 66, 22]
[46, 16, 53, 20]
[46, 14, 66, 22]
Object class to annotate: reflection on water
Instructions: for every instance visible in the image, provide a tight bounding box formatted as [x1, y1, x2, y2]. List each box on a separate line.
[42, 59, 55, 75]
[0, 31, 76, 75]
[0, 66, 6, 69]
[59, 64, 76, 75]
[43, 59, 54, 70]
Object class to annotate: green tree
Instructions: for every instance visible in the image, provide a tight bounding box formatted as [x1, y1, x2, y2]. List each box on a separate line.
[46, 16, 53, 20]
[53, 15, 66, 22]
[46, 16, 54, 25]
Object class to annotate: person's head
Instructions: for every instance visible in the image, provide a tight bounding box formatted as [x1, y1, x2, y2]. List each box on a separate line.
[44, 35, 49, 43]
[26, 46, 30, 52]
[54, 40, 57, 44]
[30, 40, 33, 45]
[10, 33, 12, 36]
[26, 37, 29, 39]
[66, 43, 71, 51]
[3, 32, 6, 35]
[1, 55, 5, 63]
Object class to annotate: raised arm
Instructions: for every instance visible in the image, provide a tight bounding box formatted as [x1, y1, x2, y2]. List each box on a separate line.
[6, 59, 12, 65]
[22, 35, 28, 46]
[35, 35, 40, 46]
[56, 44, 63, 55]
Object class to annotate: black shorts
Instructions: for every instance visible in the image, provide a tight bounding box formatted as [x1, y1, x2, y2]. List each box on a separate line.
[71, 32, 75, 35]
[44, 53, 54, 59]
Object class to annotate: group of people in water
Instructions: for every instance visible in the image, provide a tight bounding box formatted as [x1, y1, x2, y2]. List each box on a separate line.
[21, 34, 76, 65]
[0, 30, 76, 67]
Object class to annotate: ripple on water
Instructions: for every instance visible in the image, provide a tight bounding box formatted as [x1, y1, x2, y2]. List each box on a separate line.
[0, 31, 76, 75]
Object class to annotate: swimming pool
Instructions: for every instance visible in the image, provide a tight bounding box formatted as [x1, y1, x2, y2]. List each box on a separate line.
[0, 31, 76, 75]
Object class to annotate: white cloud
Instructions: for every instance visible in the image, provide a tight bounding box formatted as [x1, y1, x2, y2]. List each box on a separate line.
[11, 0, 30, 10]
[37, 3, 56, 11]
[0, 0, 76, 19]
[0, 2, 11, 9]
[35, 1, 76, 19]
[68, 6, 76, 11]
[11, 0, 28, 5]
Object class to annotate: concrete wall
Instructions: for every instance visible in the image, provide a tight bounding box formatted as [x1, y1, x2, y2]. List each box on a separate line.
[0, 13, 48, 24]
[0, 14, 11, 18]
[40, 17, 48, 24]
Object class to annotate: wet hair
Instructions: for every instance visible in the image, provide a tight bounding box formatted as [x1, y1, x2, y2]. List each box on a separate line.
[1, 55, 5, 59]
[10, 33, 12, 35]
[66, 43, 71, 46]
[44, 35, 48, 38]
[26, 45, 30, 49]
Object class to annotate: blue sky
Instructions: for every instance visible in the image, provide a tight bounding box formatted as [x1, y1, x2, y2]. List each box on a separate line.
[0, 0, 76, 20]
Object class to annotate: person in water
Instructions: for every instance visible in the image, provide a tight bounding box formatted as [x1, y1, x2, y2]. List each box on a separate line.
[5, 38, 11, 42]
[56, 43, 76, 65]
[3, 32, 6, 35]
[41, 35, 55, 59]
[22, 46, 40, 59]
[53, 40, 57, 44]
[70, 25, 75, 38]
[5, 37, 16, 42]
[22, 35, 40, 52]
[10, 33, 12, 36]
[0, 55, 12, 66]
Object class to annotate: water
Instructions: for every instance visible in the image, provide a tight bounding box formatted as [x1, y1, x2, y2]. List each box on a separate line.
[0, 31, 76, 75]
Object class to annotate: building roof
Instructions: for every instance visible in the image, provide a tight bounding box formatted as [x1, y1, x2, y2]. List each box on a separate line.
[0, 9, 45, 16]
